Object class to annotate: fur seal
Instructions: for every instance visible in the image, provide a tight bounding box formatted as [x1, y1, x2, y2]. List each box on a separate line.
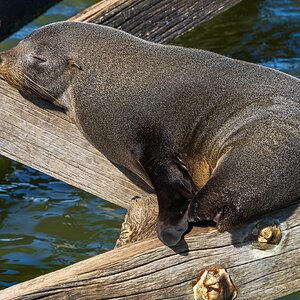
[0, 21, 299, 247]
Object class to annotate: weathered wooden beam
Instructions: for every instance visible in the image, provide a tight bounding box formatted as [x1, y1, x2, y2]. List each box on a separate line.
[116, 194, 158, 247]
[0, 0, 241, 208]
[0, 199, 299, 300]
[70, 0, 242, 44]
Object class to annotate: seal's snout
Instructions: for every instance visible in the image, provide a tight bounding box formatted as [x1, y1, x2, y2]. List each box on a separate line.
[0, 53, 5, 67]
[0, 50, 14, 66]
[156, 211, 189, 247]
[0, 50, 18, 80]
[0, 51, 8, 64]
[0, 51, 9, 70]
[0, 52, 5, 76]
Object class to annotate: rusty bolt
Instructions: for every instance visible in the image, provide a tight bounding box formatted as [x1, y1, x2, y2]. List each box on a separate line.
[193, 268, 237, 300]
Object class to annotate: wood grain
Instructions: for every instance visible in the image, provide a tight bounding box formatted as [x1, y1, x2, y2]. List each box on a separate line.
[0, 200, 299, 299]
[71, 0, 242, 44]
[116, 194, 158, 247]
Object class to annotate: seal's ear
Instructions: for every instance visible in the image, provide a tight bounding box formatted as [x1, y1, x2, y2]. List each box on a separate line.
[67, 59, 82, 71]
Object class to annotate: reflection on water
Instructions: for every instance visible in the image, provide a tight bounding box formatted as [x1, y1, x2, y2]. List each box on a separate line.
[0, 0, 299, 297]
[0, 156, 125, 287]
[174, 0, 300, 79]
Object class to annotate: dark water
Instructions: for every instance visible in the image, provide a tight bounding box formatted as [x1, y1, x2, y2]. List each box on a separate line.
[174, 0, 300, 79]
[0, 0, 99, 50]
[0, 0, 299, 298]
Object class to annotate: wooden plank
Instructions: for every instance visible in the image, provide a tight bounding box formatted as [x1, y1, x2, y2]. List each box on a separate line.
[0, 0, 241, 208]
[71, 0, 242, 43]
[0, 199, 299, 299]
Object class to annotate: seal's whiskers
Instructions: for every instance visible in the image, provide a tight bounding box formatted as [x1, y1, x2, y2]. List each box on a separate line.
[22, 73, 58, 103]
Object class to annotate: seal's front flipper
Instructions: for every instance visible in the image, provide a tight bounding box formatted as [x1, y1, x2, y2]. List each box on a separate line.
[139, 153, 196, 247]
[157, 211, 189, 246]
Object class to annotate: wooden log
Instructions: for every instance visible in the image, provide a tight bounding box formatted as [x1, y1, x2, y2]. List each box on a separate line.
[116, 194, 158, 247]
[0, 0, 60, 41]
[70, 0, 242, 44]
[0, 0, 241, 209]
[0, 199, 299, 300]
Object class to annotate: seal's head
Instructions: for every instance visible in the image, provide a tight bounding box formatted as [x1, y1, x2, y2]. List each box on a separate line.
[0, 22, 83, 109]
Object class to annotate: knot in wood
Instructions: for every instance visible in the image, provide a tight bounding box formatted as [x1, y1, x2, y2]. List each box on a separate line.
[257, 225, 282, 245]
[250, 221, 283, 250]
[193, 269, 237, 300]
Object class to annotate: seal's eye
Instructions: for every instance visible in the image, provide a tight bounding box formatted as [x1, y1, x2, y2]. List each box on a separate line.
[32, 56, 47, 63]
